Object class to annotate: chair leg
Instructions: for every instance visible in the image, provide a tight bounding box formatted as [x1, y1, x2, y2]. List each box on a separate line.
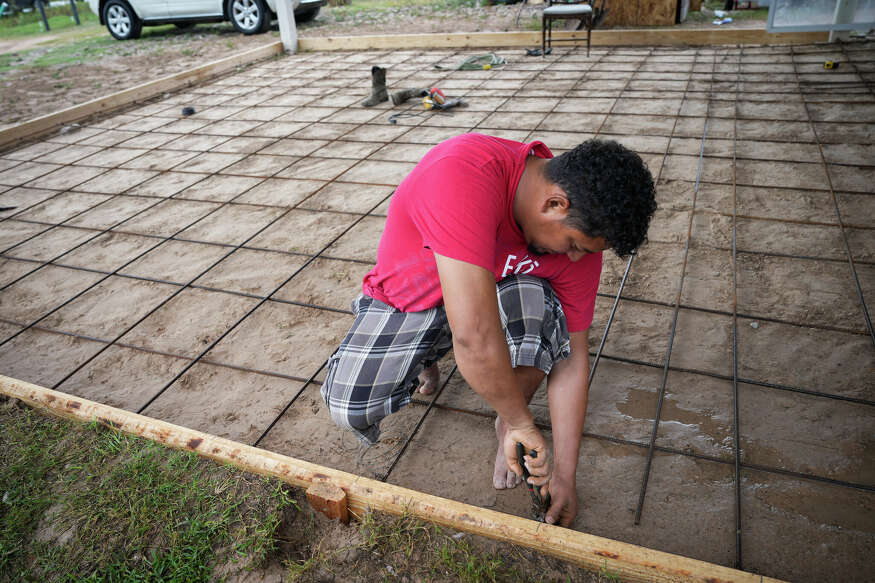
[542, 14, 546, 57]
[547, 18, 552, 53]
[586, 14, 592, 57]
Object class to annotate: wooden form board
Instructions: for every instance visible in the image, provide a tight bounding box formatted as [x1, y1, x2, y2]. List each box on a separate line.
[0, 375, 787, 583]
[299, 28, 828, 51]
[0, 41, 283, 152]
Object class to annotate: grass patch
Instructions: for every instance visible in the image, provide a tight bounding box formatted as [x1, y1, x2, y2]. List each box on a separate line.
[2, 399, 619, 582]
[0, 33, 118, 73]
[0, 2, 98, 37]
[328, 0, 477, 22]
[0, 401, 296, 583]
[0, 22, 233, 74]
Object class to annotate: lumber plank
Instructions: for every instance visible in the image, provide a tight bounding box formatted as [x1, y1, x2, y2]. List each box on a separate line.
[0, 375, 787, 583]
[298, 29, 828, 52]
[0, 42, 284, 152]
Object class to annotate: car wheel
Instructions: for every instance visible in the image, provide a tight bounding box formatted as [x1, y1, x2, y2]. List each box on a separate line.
[295, 6, 320, 23]
[103, 0, 142, 40]
[229, 0, 271, 35]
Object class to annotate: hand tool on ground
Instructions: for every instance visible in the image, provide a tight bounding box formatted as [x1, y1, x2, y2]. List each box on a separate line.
[422, 87, 467, 111]
[516, 442, 551, 523]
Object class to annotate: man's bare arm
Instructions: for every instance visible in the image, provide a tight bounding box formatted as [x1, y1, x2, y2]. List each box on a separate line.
[434, 253, 548, 479]
[543, 329, 590, 526]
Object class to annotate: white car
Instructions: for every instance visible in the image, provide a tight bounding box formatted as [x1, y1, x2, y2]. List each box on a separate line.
[86, 0, 327, 40]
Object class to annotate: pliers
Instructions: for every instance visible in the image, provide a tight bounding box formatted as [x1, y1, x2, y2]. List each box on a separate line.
[516, 442, 552, 523]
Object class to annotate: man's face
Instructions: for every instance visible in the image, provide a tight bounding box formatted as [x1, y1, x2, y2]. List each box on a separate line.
[527, 219, 608, 262]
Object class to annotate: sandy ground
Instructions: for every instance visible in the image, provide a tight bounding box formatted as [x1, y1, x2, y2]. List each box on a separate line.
[0, 38, 873, 583]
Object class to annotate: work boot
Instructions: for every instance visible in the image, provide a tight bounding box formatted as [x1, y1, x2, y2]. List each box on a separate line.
[390, 87, 428, 106]
[361, 66, 388, 107]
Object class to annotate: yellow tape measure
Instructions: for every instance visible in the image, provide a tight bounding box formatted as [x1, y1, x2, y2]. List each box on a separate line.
[823, 60, 839, 70]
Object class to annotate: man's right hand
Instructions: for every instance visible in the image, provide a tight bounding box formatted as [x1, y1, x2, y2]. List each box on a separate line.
[504, 423, 551, 485]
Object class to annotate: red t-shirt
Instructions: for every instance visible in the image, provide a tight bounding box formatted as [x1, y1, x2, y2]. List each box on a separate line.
[362, 133, 601, 332]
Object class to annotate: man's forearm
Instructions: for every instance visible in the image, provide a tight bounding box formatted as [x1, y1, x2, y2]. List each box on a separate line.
[547, 334, 590, 482]
[453, 331, 534, 428]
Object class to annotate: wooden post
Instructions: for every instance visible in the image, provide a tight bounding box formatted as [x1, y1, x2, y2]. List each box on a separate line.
[276, 0, 299, 53]
[306, 481, 350, 523]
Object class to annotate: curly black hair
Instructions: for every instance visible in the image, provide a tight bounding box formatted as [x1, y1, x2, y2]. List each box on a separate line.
[544, 139, 657, 258]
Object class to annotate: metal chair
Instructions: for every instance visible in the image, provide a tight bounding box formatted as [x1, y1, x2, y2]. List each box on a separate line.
[541, 0, 606, 57]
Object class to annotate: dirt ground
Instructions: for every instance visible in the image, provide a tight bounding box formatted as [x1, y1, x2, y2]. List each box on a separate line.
[0, 25, 873, 583]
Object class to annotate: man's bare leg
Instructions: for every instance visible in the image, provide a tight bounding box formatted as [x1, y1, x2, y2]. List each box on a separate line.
[417, 363, 440, 395]
[493, 366, 545, 489]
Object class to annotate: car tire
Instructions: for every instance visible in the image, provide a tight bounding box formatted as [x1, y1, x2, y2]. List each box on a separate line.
[295, 6, 320, 23]
[103, 0, 142, 40]
[229, 0, 271, 35]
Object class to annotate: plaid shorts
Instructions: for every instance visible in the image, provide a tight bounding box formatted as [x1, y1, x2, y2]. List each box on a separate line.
[321, 275, 572, 445]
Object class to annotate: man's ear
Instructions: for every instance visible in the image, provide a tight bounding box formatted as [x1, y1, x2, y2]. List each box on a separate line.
[541, 192, 570, 217]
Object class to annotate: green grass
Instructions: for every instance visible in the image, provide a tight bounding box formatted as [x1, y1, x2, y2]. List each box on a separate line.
[0, 33, 116, 73]
[2, 402, 618, 582]
[0, 22, 229, 74]
[0, 403, 296, 583]
[0, 2, 98, 37]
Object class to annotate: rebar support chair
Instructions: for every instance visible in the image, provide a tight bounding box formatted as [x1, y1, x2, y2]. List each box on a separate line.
[541, 0, 604, 57]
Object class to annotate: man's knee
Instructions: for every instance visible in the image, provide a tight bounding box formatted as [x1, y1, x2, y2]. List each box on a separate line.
[496, 274, 570, 374]
[321, 362, 381, 444]
[496, 275, 556, 330]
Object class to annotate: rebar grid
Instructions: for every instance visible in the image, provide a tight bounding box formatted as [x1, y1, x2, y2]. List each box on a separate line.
[0, 45, 873, 581]
[8, 310, 874, 497]
[406, 395, 875, 493]
[633, 50, 715, 527]
[790, 45, 874, 346]
[730, 47, 743, 570]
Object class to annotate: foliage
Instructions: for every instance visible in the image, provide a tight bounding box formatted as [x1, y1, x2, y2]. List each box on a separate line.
[0, 2, 98, 37]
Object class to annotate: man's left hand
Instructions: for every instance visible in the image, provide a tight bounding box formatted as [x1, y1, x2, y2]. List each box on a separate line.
[542, 476, 578, 527]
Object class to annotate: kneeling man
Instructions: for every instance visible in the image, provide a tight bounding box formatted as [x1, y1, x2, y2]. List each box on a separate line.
[321, 133, 656, 527]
